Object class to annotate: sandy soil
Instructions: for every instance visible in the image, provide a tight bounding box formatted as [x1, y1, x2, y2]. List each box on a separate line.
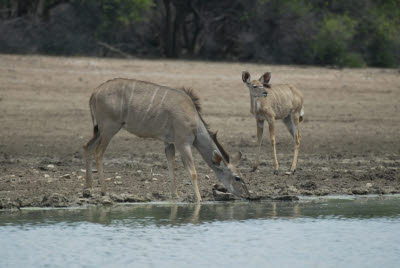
[0, 54, 399, 208]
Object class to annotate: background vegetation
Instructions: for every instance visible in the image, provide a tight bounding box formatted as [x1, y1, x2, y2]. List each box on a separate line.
[1, 0, 399, 67]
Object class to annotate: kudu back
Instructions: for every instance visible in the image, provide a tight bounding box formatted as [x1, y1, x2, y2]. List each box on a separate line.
[84, 78, 249, 201]
[242, 71, 304, 174]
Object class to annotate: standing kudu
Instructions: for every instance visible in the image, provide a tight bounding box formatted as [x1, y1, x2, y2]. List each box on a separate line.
[242, 71, 304, 175]
[83, 78, 250, 202]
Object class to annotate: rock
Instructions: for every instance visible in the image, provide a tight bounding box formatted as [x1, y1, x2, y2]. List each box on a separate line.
[300, 190, 313, 196]
[44, 174, 50, 178]
[77, 175, 84, 180]
[205, 175, 210, 179]
[83, 188, 92, 198]
[0, 198, 20, 210]
[213, 189, 234, 201]
[61, 174, 71, 179]
[300, 181, 317, 190]
[47, 164, 55, 169]
[115, 176, 122, 179]
[109, 193, 124, 202]
[288, 185, 299, 194]
[273, 195, 299, 201]
[105, 177, 112, 181]
[352, 187, 368, 195]
[152, 178, 158, 181]
[137, 170, 142, 173]
[212, 184, 228, 192]
[122, 194, 147, 202]
[114, 181, 122, 185]
[80, 169, 86, 173]
[315, 188, 330, 196]
[42, 193, 69, 207]
[366, 183, 373, 188]
[100, 196, 114, 206]
[381, 186, 396, 194]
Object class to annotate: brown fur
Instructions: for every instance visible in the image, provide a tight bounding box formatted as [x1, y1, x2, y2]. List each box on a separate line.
[242, 71, 304, 174]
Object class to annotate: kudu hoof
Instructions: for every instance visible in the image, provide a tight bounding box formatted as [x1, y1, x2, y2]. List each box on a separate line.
[273, 169, 279, 175]
[285, 170, 296, 175]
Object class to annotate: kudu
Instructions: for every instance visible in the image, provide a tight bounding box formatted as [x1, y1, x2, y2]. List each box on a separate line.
[83, 78, 250, 202]
[242, 71, 304, 175]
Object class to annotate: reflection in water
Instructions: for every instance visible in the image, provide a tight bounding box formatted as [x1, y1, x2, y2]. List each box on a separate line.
[1, 196, 400, 227]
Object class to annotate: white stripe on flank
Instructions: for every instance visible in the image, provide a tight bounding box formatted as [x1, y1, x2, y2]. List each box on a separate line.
[142, 87, 159, 121]
[154, 89, 168, 119]
[126, 82, 136, 127]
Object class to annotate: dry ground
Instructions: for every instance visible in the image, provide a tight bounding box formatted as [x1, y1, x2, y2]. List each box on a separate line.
[0, 55, 399, 208]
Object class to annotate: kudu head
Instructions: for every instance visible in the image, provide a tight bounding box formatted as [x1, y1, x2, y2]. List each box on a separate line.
[212, 150, 250, 199]
[242, 71, 270, 97]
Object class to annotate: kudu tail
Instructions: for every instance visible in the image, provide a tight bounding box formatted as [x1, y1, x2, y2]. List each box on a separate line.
[83, 94, 101, 152]
[299, 107, 304, 122]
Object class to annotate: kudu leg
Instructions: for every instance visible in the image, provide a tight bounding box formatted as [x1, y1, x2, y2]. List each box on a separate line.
[252, 120, 264, 171]
[268, 119, 279, 175]
[290, 114, 301, 173]
[83, 130, 101, 189]
[94, 123, 121, 195]
[178, 144, 202, 202]
[165, 143, 179, 199]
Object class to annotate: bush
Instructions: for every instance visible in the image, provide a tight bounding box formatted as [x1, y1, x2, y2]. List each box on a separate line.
[312, 14, 358, 67]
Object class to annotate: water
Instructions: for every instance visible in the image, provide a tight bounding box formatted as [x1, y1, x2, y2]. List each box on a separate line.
[1, 196, 400, 268]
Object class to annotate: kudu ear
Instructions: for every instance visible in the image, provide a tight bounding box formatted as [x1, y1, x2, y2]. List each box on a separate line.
[212, 150, 226, 167]
[242, 71, 251, 84]
[230, 151, 242, 166]
[259, 72, 271, 85]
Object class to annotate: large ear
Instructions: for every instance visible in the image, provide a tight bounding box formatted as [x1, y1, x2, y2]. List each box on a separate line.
[259, 72, 271, 85]
[242, 71, 251, 84]
[230, 151, 242, 166]
[212, 150, 225, 167]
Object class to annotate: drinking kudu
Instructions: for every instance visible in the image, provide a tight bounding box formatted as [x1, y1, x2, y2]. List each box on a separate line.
[84, 78, 250, 202]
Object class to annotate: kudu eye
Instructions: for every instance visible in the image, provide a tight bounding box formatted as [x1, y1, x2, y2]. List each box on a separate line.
[252, 85, 258, 88]
[235, 176, 241, 182]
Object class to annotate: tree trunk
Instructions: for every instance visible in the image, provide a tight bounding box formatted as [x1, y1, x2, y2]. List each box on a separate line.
[11, 0, 20, 17]
[163, 0, 175, 57]
[36, 0, 46, 19]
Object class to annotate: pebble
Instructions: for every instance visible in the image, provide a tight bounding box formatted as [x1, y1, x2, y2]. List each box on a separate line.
[47, 164, 55, 169]
[77, 175, 83, 180]
[205, 175, 210, 179]
[80, 169, 86, 173]
[105, 178, 112, 181]
[44, 174, 50, 178]
[152, 178, 158, 181]
[115, 176, 122, 179]
[137, 170, 142, 173]
[62, 174, 71, 179]
[114, 181, 122, 185]
[366, 183, 373, 188]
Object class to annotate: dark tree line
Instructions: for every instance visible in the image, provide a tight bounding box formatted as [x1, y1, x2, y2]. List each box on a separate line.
[1, 0, 399, 67]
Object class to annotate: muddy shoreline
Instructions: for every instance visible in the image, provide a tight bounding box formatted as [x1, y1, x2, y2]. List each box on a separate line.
[0, 55, 399, 209]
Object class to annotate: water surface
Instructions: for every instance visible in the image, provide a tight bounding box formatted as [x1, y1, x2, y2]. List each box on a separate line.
[1, 196, 400, 268]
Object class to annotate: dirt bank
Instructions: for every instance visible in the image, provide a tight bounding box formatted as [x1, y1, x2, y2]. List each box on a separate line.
[0, 55, 399, 208]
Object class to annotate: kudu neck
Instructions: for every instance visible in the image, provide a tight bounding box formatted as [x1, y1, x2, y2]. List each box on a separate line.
[193, 122, 226, 173]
